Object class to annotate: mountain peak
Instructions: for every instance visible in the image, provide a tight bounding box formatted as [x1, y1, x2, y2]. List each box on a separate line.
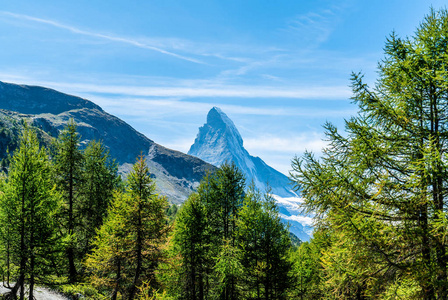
[188, 107, 309, 240]
[207, 107, 238, 133]
[0, 80, 102, 115]
[189, 107, 295, 197]
[205, 106, 244, 146]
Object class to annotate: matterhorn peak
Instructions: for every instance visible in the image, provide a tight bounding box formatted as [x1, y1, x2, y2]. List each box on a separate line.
[205, 107, 243, 147]
[188, 107, 310, 241]
[188, 107, 294, 197]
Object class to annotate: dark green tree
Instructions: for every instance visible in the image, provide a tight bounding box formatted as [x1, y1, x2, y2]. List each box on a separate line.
[237, 188, 292, 300]
[291, 8, 448, 299]
[173, 193, 208, 300]
[79, 140, 120, 257]
[53, 118, 84, 282]
[0, 124, 61, 300]
[198, 162, 245, 300]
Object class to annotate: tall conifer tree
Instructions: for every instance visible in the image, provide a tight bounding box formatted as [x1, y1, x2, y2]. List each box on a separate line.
[79, 140, 120, 257]
[86, 155, 168, 300]
[198, 162, 245, 300]
[291, 8, 448, 299]
[173, 193, 208, 300]
[53, 118, 83, 282]
[237, 188, 292, 300]
[0, 124, 60, 300]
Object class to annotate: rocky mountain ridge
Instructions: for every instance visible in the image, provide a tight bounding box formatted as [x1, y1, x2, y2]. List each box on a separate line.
[189, 107, 296, 197]
[0, 81, 215, 203]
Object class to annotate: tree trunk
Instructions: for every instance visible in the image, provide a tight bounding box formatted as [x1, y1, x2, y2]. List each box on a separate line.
[19, 168, 27, 300]
[129, 205, 143, 300]
[68, 166, 77, 283]
[420, 203, 434, 300]
[112, 257, 121, 300]
[4, 275, 24, 300]
[29, 253, 35, 300]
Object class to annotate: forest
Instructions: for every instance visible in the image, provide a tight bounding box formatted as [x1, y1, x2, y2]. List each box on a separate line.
[1, 7, 448, 300]
[0, 118, 295, 300]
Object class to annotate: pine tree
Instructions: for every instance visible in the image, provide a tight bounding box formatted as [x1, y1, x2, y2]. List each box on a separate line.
[0, 124, 61, 300]
[53, 118, 84, 282]
[291, 8, 448, 299]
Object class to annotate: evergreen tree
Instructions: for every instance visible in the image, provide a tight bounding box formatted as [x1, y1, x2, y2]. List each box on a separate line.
[173, 193, 208, 300]
[79, 140, 120, 257]
[198, 162, 245, 300]
[85, 190, 129, 300]
[53, 118, 84, 282]
[291, 8, 448, 299]
[0, 124, 61, 300]
[86, 155, 168, 300]
[288, 229, 327, 300]
[237, 188, 292, 300]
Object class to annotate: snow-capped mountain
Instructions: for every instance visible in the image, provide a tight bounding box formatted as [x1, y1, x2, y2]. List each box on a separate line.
[188, 107, 312, 241]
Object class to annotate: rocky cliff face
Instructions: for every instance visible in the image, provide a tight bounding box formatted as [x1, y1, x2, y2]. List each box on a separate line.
[0, 81, 215, 203]
[188, 107, 311, 241]
[189, 107, 296, 197]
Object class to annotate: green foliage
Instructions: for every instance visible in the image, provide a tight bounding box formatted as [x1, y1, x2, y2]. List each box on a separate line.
[213, 241, 243, 299]
[172, 193, 208, 299]
[237, 188, 292, 300]
[60, 282, 108, 300]
[171, 164, 292, 300]
[0, 124, 62, 299]
[291, 7, 448, 299]
[288, 233, 325, 300]
[86, 156, 168, 300]
[78, 140, 120, 257]
[166, 204, 178, 224]
[53, 118, 84, 282]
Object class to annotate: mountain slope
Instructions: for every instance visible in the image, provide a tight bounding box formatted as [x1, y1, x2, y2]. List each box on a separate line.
[188, 107, 311, 241]
[0, 81, 215, 203]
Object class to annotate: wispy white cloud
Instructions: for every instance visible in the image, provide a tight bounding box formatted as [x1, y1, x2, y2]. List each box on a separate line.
[37, 81, 351, 99]
[284, 4, 348, 48]
[0, 11, 204, 64]
[279, 214, 314, 227]
[288, 11, 335, 43]
[87, 95, 355, 119]
[244, 133, 328, 154]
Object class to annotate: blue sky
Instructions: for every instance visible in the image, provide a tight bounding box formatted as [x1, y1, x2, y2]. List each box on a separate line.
[1, 0, 446, 174]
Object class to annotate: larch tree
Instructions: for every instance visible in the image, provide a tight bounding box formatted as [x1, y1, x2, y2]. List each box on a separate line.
[198, 162, 245, 300]
[85, 190, 129, 300]
[0, 124, 60, 300]
[291, 8, 448, 299]
[53, 118, 84, 282]
[86, 155, 168, 300]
